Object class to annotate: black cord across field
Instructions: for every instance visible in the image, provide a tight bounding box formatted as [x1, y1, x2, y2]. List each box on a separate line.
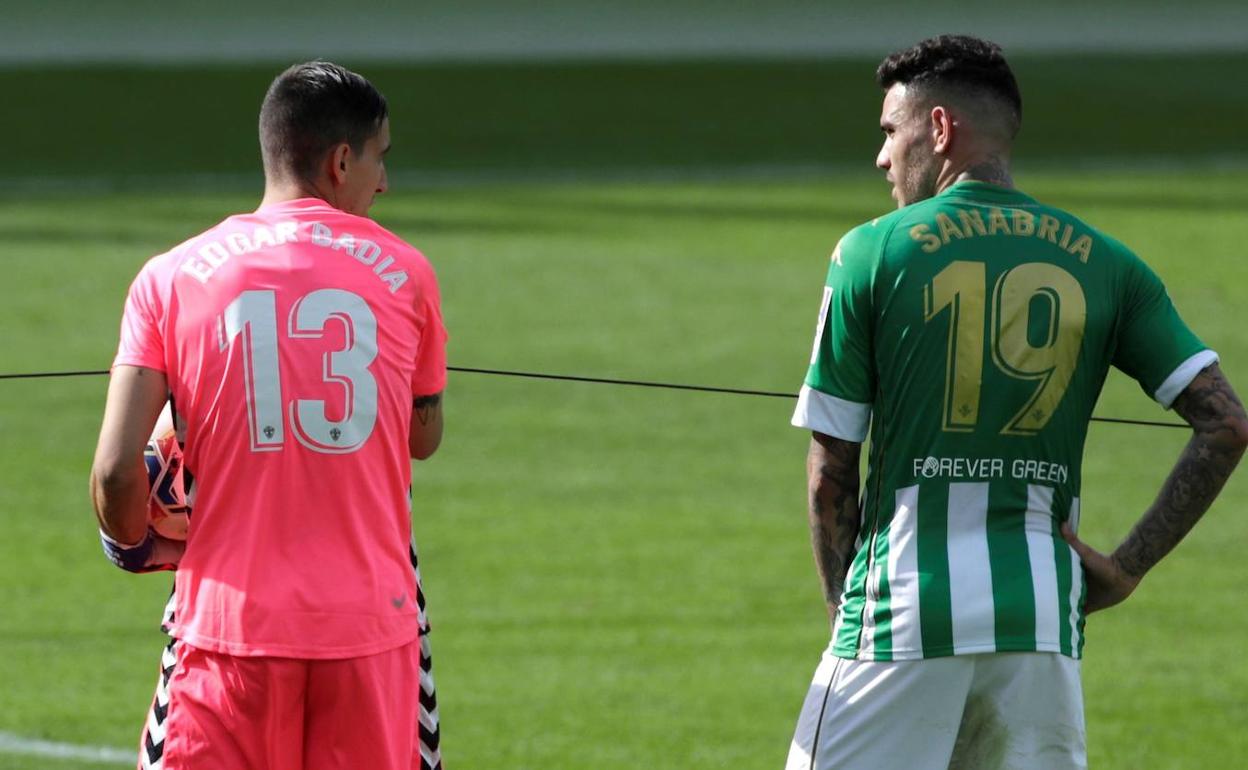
[0, 366, 1188, 429]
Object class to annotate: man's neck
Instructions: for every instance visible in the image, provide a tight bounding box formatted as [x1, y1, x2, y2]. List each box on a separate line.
[936, 155, 1014, 195]
[259, 178, 333, 211]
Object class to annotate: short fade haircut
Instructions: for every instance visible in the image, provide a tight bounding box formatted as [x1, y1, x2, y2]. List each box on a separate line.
[876, 35, 1022, 135]
[259, 61, 388, 182]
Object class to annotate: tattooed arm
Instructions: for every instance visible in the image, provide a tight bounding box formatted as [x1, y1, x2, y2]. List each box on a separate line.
[807, 431, 863, 625]
[410, 392, 444, 460]
[1063, 364, 1248, 613]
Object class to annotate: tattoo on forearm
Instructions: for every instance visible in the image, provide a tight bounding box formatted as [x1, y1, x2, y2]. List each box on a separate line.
[808, 435, 863, 614]
[413, 393, 442, 426]
[1114, 365, 1247, 578]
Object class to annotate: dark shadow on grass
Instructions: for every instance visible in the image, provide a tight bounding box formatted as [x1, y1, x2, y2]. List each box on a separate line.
[416, 193, 885, 226]
[0, 226, 180, 247]
[0, 217, 579, 248]
[541, 199, 881, 225]
[1038, 191, 1248, 215]
[367, 215, 588, 237]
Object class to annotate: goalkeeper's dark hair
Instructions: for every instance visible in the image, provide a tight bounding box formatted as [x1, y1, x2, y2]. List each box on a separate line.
[259, 61, 388, 183]
[877, 35, 1022, 136]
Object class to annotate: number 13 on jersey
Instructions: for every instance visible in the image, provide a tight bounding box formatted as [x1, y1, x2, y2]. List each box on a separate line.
[218, 288, 379, 454]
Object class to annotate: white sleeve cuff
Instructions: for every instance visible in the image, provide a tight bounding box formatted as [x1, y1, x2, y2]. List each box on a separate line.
[791, 385, 871, 442]
[1155, 350, 1219, 409]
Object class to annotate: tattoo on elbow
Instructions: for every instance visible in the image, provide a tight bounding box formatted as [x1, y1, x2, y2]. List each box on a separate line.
[1176, 365, 1248, 434]
[413, 393, 441, 426]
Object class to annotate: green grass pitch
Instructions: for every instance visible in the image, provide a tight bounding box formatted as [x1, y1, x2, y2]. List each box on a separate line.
[2, 55, 1247, 768]
[2, 170, 1247, 769]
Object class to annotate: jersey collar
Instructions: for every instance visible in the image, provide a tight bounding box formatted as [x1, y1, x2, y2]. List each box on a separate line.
[939, 180, 1036, 205]
[254, 197, 338, 214]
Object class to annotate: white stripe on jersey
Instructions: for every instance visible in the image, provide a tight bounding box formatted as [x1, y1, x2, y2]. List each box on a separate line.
[1025, 485, 1061, 652]
[886, 485, 923, 653]
[860, 550, 880, 658]
[947, 483, 994, 654]
[1067, 497, 1084, 654]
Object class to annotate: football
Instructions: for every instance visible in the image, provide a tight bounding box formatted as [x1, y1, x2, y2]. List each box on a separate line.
[144, 402, 192, 540]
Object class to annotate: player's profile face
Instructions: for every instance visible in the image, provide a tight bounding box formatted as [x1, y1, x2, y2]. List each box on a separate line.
[339, 117, 391, 217]
[875, 84, 938, 208]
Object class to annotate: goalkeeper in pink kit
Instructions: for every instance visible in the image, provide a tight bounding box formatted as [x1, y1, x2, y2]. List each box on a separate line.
[90, 62, 447, 769]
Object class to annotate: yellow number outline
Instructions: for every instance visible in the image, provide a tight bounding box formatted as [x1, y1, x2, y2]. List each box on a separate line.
[924, 261, 984, 432]
[926, 261, 1086, 435]
[991, 264, 1087, 435]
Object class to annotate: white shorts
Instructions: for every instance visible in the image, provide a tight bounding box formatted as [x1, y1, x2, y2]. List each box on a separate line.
[785, 647, 1086, 770]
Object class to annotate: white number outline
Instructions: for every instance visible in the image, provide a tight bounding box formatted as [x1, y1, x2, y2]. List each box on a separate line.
[219, 290, 284, 451]
[218, 288, 379, 454]
[288, 289, 379, 454]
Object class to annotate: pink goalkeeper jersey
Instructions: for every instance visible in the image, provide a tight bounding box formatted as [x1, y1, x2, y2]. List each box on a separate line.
[114, 198, 447, 658]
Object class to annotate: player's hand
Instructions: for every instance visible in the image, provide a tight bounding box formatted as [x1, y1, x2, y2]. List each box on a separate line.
[1061, 524, 1141, 614]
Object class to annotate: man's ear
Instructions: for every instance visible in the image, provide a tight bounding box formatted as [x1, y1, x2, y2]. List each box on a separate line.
[328, 143, 352, 186]
[930, 105, 955, 155]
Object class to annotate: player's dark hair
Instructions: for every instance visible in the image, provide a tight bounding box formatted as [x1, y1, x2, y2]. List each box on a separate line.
[877, 35, 1022, 134]
[259, 61, 388, 182]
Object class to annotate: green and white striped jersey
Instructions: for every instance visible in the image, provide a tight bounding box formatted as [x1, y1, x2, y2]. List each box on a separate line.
[792, 181, 1215, 661]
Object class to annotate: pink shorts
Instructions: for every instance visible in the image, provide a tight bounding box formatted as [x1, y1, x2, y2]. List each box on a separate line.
[143, 638, 423, 770]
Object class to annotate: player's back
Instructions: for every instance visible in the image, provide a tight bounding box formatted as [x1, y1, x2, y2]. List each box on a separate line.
[805, 181, 1211, 662]
[119, 197, 446, 658]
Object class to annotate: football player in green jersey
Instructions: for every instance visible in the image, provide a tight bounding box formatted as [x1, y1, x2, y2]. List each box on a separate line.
[784, 35, 1248, 770]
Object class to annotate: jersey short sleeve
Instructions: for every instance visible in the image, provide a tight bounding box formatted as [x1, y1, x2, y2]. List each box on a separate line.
[1111, 249, 1215, 408]
[410, 261, 448, 397]
[791, 225, 879, 442]
[113, 262, 167, 372]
